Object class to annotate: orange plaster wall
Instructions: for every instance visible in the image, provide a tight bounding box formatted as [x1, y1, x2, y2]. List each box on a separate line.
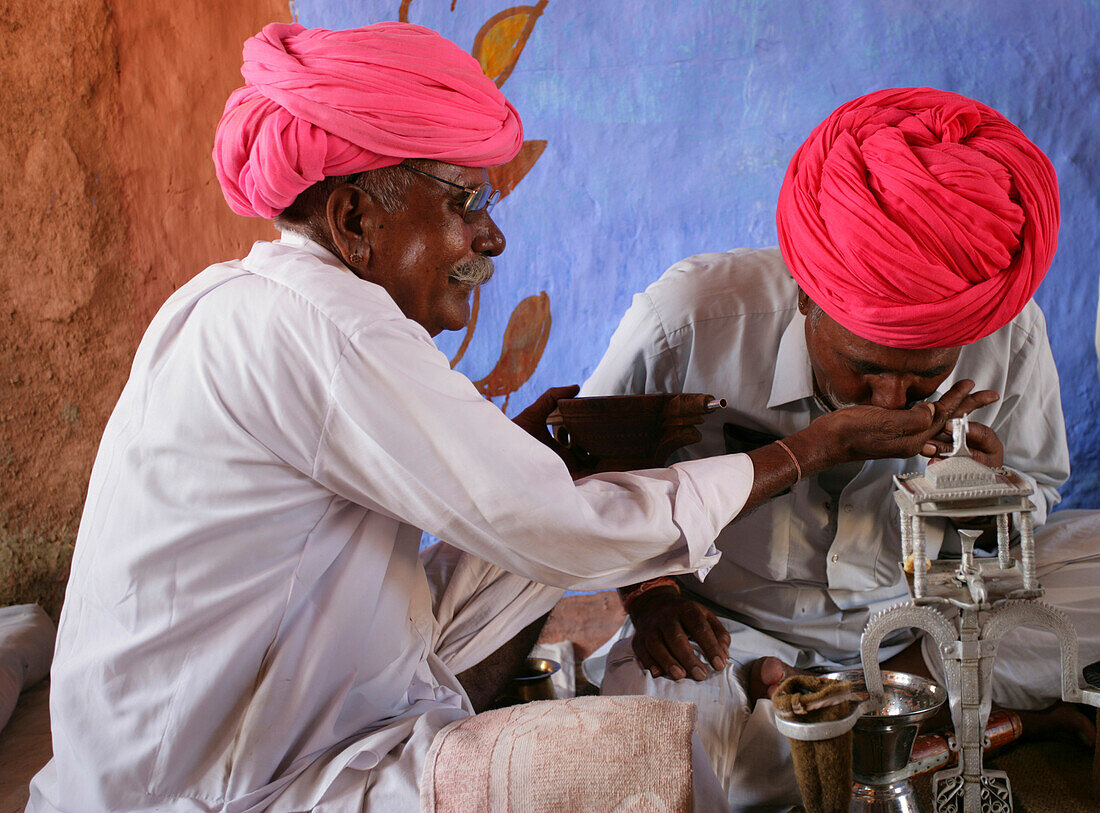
[0, 0, 290, 614]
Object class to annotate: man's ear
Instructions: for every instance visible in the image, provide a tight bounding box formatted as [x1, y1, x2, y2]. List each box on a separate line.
[324, 184, 376, 270]
[797, 287, 812, 316]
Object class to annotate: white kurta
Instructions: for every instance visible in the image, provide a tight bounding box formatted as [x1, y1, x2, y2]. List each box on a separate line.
[28, 235, 755, 813]
[582, 247, 1070, 660]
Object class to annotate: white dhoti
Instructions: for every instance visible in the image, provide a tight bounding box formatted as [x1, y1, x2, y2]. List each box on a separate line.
[310, 544, 726, 811]
[922, 510, 1100, 711]
[273, 543, 565, 810]
[602, 628, 806, 811]
[601, 510, 1100, 811]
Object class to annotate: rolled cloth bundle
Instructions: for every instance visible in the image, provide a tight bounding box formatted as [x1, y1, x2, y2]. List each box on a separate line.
[777, 87, 1059, 349]
[773, 674, 855, 813]
[213, 22, 524, 218]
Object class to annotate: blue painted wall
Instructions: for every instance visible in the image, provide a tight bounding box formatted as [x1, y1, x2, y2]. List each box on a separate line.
[295, 0, 1100, 509]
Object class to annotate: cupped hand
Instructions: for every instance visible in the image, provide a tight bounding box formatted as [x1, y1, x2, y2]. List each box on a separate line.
[628, 590, 730, 681]
[822, 380, 1000, 463]
[922, 420, 1005, 468]
[915, 383, 1004, 467]
[511, 385, 600, 478]
[512, 384, 580, 444]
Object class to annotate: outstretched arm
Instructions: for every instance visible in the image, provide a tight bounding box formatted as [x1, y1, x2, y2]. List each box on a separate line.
[620, 379, 999, 680]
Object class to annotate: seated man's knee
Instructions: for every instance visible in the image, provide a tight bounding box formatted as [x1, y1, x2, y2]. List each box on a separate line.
[602, 637, 748, 707]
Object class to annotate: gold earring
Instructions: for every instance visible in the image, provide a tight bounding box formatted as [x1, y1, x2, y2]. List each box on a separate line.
[349, 250, 362, 265]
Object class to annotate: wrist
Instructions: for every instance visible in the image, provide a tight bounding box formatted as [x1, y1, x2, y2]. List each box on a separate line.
[625, 586, 681, 619]
[785, 415, 852, 474]
[620, 577, 680, 615]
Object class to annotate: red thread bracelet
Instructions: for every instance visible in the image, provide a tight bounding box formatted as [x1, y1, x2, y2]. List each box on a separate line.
[775, 438, 802, 482]
[621, 576, 680, 613]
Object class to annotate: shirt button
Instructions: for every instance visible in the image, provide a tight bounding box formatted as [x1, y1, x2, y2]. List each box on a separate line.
[843, 505, 853, 513]
[831, 553, 840, 563]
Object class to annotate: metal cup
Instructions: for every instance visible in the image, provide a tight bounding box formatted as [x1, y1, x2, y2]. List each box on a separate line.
[820, 670, 946, 781]
[820, 670, 947, 813]
[510, 657, 560, 702]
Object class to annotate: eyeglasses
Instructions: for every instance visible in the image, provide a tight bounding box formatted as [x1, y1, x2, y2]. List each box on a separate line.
[401, 164, 502, 220]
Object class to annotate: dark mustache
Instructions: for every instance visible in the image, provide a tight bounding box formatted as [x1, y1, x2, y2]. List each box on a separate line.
[449, 255, 495, 287]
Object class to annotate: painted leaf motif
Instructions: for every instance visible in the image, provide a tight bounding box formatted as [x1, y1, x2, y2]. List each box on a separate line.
[472, 0, 548, 87]
[397, 0, 458, 23]
[488, 140, 546, 200]
[473, 292, 552, 404]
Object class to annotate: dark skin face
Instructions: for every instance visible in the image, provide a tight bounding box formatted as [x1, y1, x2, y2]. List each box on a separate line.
[799, 290, 961, 410]
[323, 164, 506, 336]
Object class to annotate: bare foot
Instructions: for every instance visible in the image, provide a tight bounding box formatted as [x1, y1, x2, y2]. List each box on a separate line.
[1014, 701, 1097, 749]
[747, 656, 804, 704]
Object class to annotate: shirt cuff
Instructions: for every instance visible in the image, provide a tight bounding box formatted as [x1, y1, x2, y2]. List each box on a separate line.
[668, 453, 755, 581]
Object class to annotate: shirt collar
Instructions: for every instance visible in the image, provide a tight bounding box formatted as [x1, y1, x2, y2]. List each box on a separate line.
[767, 310, 816, 408]
[275, 229, 353, 272]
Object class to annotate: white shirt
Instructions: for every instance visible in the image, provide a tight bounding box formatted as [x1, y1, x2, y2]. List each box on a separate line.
[29, 235, 755, 813]
[582, 247, 1069, 661]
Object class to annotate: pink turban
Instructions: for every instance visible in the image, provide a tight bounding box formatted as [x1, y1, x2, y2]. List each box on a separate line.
[213, 22, 524, 218]
[776, 87, 1059, 348]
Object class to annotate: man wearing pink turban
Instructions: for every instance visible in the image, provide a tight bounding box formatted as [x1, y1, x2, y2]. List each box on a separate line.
[29, 25, 976, 813]
[211, 21, 524, 220]
[583, 88, 1099, 808]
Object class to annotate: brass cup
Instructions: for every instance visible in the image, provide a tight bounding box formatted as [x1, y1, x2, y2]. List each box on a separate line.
[510, 657, 561, 702]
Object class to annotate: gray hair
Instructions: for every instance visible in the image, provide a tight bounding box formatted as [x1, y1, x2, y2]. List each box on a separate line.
[806, 302, 826, 329]
[274, 158, 438, 244]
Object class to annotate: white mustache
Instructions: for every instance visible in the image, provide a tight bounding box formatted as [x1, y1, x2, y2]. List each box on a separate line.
[821, 382, 928, 412]
[819, 382, 859, 412]
[449, 256, 495, 287]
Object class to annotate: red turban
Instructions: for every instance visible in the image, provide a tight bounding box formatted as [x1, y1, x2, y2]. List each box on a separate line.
[213, 22, 524, 218]
[776, 87, 1059, 348]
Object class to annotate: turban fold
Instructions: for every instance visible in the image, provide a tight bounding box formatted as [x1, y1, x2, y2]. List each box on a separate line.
[213, 22, 524, 218]
[776, 87, 1058, 348]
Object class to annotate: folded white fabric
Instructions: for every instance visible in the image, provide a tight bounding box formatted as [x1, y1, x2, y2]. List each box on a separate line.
[0, 604, 56, 733]
[420, 695, 696, 812]
[529, 640, 576, 699]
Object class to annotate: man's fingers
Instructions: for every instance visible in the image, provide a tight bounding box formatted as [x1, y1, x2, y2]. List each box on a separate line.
[929, 380, 975, 430]
[923, 442, 946, 458]
[631, 599, 722, 681]
[964, 422, 1005, 467]
[515, 385, 580, 423]
[645, 636, 687, 681]
[661, 625, 708, 681]
[918, 380, 997, 444]
[632, 640, 661, 678]
[922, 428, 952, 458]
[914, 385, 999, 446]
[542, 384, 581, 401]
[535, 384, 580, 415]
[512, 385, 581, 447]
[967, 422, 998, 449]
[683, 614, 725, 676]
[923, 421, 1002, 467]
[707, 615, 730, 670]
[955, 389, 999, 416]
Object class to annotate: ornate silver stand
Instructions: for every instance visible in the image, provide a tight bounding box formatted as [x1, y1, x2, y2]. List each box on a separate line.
[860, 417, 1100, 812]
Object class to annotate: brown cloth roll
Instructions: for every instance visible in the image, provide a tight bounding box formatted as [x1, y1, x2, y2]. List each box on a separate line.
[773, 675, 855, 813]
